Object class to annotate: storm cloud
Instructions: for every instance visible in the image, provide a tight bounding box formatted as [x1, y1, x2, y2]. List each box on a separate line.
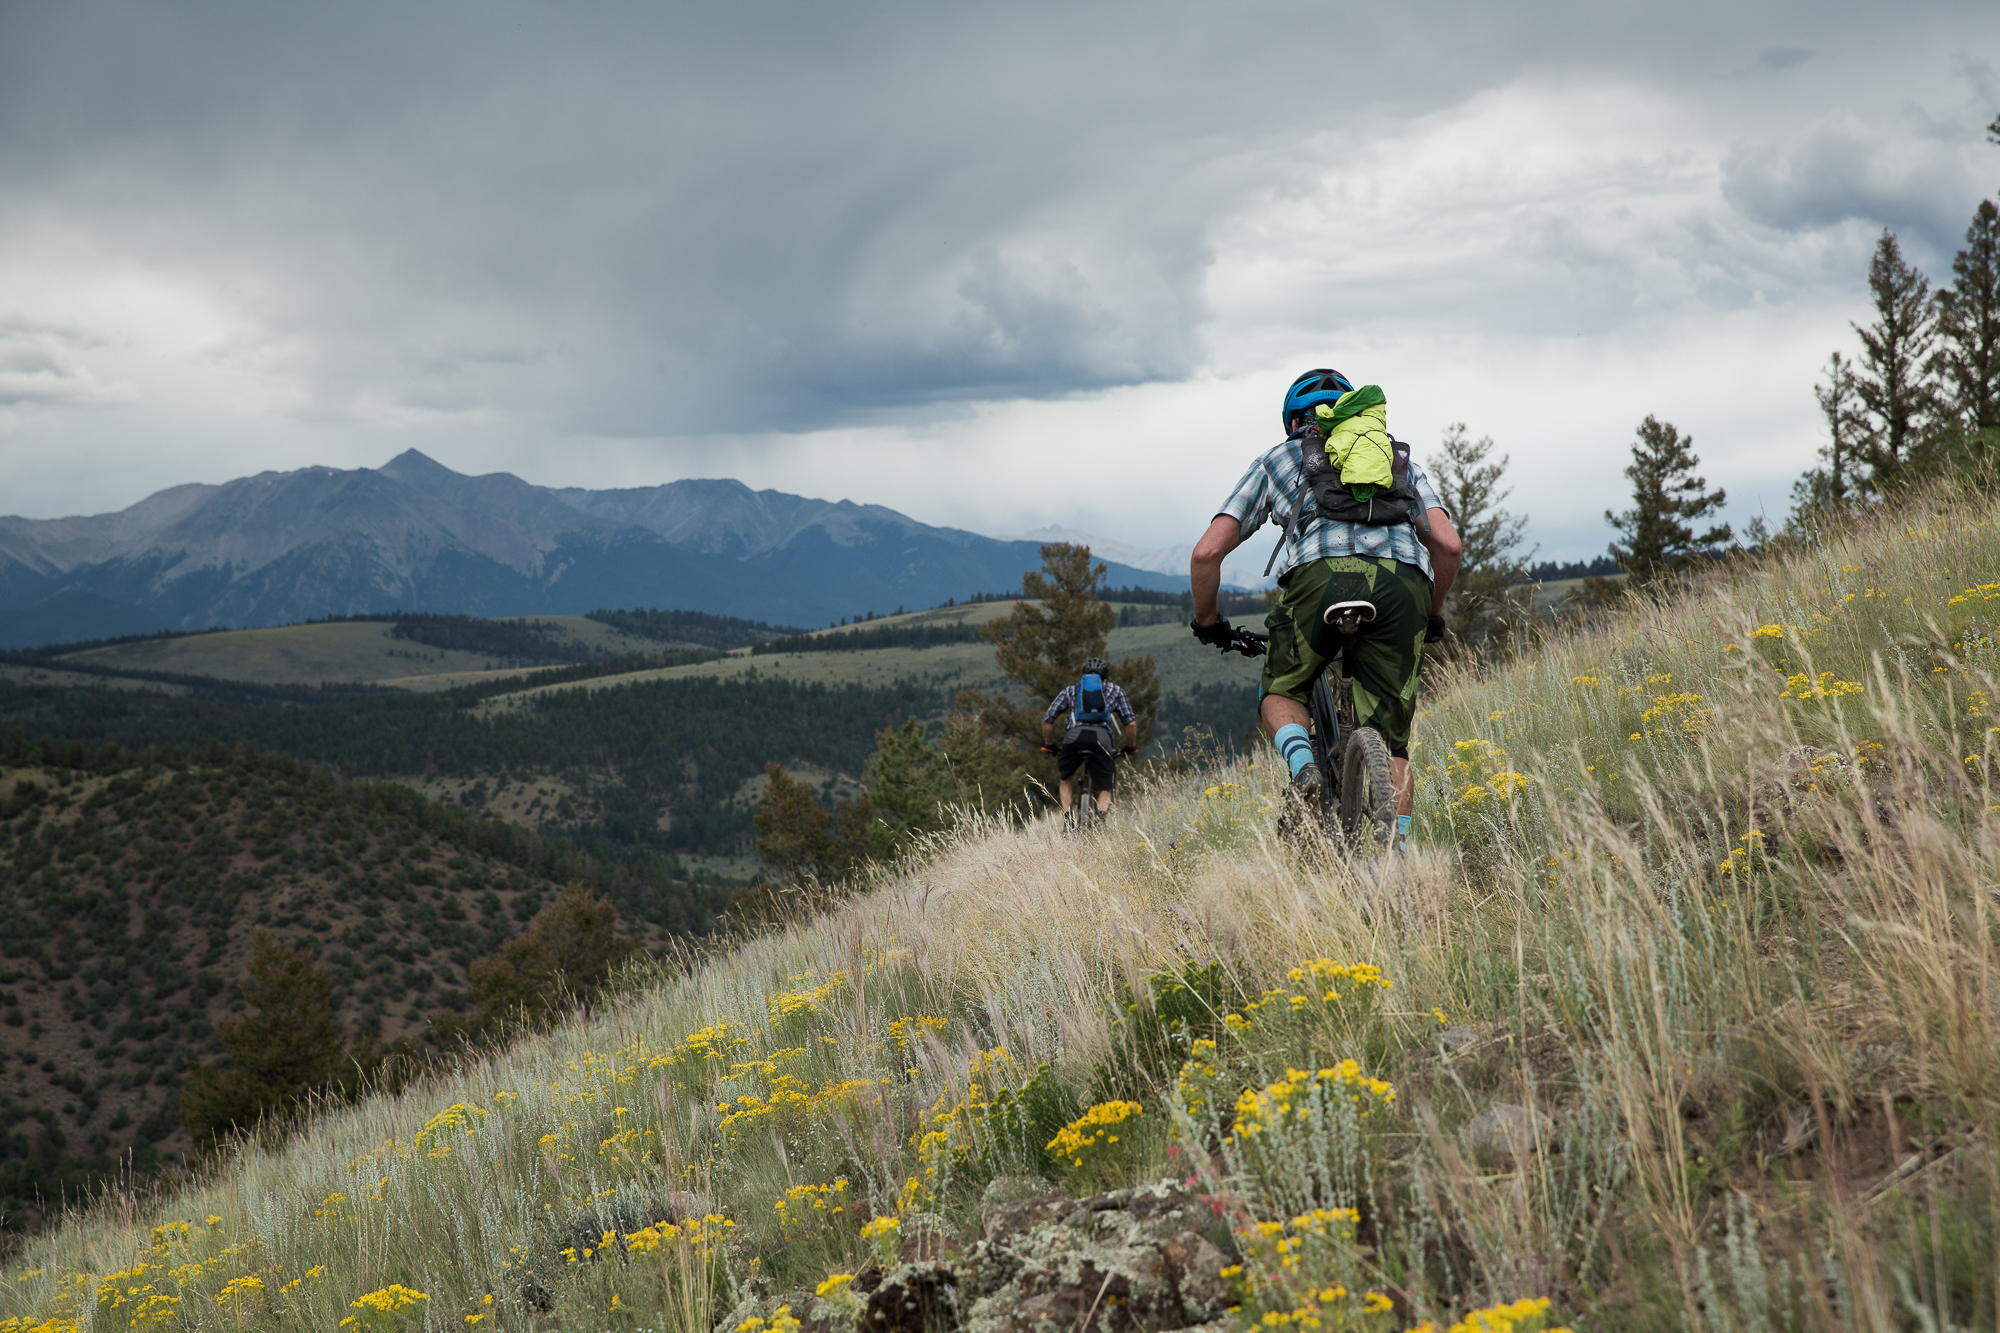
[1, 0, 1996, 559]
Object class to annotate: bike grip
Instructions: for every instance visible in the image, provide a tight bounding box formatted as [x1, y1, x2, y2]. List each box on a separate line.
[1190, 616, 1233, 648]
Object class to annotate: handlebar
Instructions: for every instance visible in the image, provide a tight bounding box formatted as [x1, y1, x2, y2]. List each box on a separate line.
[1193, 623, 1269, 658]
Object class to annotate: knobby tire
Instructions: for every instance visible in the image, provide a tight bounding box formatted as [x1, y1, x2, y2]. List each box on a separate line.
[1339, 726, 1396, 848]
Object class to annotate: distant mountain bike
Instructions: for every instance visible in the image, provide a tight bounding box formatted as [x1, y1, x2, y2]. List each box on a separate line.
[1210, 603, 1396, 848]
[1041, 740, 1135, 833]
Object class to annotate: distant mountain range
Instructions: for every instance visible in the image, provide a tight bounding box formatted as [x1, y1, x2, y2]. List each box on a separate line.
[1006, 524, 1271, 592]
[0, 451, 1186, 644]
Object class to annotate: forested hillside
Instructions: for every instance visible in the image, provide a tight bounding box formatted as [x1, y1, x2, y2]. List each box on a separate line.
[0, 674, 947, 858]
[0, 735, 728, 1228]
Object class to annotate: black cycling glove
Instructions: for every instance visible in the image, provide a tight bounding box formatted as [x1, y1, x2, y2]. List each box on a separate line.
[1425, 614, 1447, 644]
[1191, 617, 1233, 647]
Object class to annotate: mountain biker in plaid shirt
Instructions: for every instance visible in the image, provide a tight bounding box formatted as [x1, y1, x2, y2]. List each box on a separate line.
[1188, 368, 1463, 846]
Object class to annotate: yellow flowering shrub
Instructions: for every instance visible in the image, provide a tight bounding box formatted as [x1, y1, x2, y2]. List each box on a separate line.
[1716, 829, 1766, 878]
[339, 1284, 428, 1331]
[412, 1103, 486, 1158]
[1406, 1295, 1573, 1333]
[733, 1305, 801, 1333]
[1780, 672, 1863, 702]
[1045, 1100, 1143, 1168]
[860, 1215, 902, 1264]
[1220, 1207, 1397, 1330]
[213, 1274, 264, 1309]
[773, 1179, 849, 1239]
[1443, 739, 1535, 812]
[1947, 581, 2000, 608]
[1232, 1064, 1395, 1144]
[1176, 1037, 1226, 1116]
[908, 1047, 1027, 1205]
[888, 1014, 949, 1053]
[1285, 959, 1391, 1003]
[718, 1075, 881, 1136]
[1629, 690, 1711, 741]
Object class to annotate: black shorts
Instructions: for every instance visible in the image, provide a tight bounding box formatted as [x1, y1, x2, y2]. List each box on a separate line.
[1058, 737, 1117, 790]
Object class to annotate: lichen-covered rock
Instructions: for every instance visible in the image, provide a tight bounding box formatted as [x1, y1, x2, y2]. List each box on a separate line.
[899, 1228, 965, 1265]
[860, 1262, 962, 1333]
[981, 1194, 1075, 1244]
[1462, 1102, 1554, 1169]
[1073, 1180, 1202, 1233]
[961, 1181, 1232, 1333]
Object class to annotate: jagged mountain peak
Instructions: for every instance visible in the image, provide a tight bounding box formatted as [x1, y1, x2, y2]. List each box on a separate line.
[0, 455, 1185, 636]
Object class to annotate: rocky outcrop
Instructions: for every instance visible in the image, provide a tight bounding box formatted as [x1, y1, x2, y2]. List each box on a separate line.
[793, 1179, 1234, 1333]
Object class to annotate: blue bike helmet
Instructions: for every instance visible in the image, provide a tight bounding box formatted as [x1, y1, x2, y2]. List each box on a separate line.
[1281, 368, 1354, 432]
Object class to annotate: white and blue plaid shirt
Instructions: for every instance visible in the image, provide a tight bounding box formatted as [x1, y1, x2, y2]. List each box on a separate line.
[1217, 436, 1447, 583]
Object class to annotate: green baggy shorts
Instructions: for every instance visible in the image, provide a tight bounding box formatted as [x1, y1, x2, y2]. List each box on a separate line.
[1261, 555, 1431, 757]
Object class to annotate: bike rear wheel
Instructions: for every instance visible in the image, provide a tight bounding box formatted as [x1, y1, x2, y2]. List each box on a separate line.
[1339, 726, 1396, 848]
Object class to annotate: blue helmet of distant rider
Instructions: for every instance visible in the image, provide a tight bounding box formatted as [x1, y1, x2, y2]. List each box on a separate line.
[1280, 368, 1354, 432]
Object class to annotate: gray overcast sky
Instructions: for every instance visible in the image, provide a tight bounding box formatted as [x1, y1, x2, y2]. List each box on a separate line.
[1, 1, 1996, 562]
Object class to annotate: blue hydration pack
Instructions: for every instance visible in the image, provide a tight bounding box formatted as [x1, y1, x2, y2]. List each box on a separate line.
[1075, 673, 1109, 724]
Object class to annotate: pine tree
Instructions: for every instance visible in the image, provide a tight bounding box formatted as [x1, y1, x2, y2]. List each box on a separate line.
[751, 762, 839, 884]
[1852, 229, 1939, 489]
[860, 718, 958, 845]
[1791, 351, 1865, 519]
[1606, 415, 1732, 586]
[1425, 424, 1532, 644]
[965, 543, 1160, 748]
[179, 933, 361, 1149]
[432, 883, 639, 1042]
[1933, 199, 2000, 436]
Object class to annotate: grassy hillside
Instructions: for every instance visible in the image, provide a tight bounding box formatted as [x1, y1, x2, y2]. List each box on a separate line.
[0, 739, 727, 1229]
[488, 601, 1270, 711]
[56, 617, 680, 688]
[6, 492, 1995, 1329]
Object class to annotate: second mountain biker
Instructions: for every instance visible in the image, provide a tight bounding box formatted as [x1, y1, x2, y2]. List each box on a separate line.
[1188, 368, 1463, 849]
[1041, 656, 1138, 825]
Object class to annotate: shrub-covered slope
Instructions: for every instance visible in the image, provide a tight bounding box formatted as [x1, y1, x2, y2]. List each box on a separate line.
[5, 492, 1999, 1331]
[0, 739, 725, 1225]
[0, 675, 946, 859]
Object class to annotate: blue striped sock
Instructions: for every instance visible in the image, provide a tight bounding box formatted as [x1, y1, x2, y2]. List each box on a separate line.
[1273, 723, 1312, 778]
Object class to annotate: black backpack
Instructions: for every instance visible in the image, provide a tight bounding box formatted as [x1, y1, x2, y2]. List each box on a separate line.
[1263, 424, 1425, 576]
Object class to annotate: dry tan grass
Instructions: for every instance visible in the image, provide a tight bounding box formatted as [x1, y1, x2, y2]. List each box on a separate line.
[7, 492, 2000, 1332]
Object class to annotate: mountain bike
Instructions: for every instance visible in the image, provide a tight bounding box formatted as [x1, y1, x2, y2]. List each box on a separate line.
[1207, 603, 1397, 848]
[1041, 738, 1136, 833]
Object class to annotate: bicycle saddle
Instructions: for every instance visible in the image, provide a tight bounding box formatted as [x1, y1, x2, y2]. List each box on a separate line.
[1322, 599, 1378, 628]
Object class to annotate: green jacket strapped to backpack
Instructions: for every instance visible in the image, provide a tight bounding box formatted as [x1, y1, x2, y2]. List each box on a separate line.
[1314, 385, 1393, 495]
[1262, 384, 1427, 576]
